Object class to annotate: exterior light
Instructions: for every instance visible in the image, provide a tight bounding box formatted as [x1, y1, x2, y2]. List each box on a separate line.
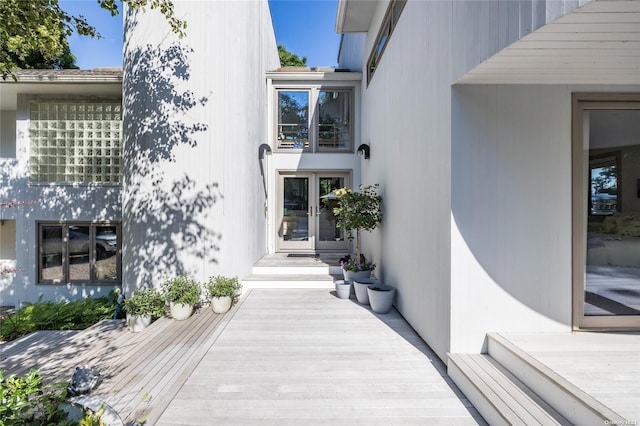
[357, 144, 370, 159]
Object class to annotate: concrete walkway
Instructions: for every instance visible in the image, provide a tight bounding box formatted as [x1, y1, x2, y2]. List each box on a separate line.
[157, 289, 485, 425]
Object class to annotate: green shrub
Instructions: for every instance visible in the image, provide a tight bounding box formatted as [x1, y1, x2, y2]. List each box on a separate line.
[0, 369, 74, 426]
[205, 275, 242, 299]
[161, 276, 202, 306]
[123, 287, 166, 318]
[0, 294, 118, 342]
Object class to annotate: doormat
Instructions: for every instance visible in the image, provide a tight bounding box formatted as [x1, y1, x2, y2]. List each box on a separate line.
[287, 253, 320, 258]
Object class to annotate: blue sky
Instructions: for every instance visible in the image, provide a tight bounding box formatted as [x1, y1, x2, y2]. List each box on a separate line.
[61, 0, 341, 69]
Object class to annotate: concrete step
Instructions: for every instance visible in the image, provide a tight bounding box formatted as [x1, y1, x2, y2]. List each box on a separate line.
[241, 274, 338, 289]
[486, 332, 628, 426]
[448, 353, 570, 426]
[252, 265, 343, 276]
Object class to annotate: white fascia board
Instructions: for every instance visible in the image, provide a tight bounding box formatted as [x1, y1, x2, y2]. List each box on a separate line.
[266, 71, 362, 82]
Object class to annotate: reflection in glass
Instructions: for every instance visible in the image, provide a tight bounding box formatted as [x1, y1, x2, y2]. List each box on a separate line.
[318, 91, 351, 150]
[41, 226, 63, 281]
[96, 225, 118, 280]
[584, 110, 640, 316]
[277, 91, 309, 149]
[69, 226, 90, 281]
[319, 177, 344, 242]
[282, 177, 309, 241]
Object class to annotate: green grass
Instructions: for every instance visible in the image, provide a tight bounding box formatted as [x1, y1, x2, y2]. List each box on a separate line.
[0, 293, 120, 342]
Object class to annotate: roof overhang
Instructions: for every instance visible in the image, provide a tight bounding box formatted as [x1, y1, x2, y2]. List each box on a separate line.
[266, 70, 362, 82]
[335, 0, 378, 33]
[1, 70, 122, 110]
[457, 0, 640, 85]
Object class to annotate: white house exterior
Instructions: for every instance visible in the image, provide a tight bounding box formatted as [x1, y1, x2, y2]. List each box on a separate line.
[1, 70, 123, 306]
[337, 0, 640, 361]
[2, 0, 639, 371]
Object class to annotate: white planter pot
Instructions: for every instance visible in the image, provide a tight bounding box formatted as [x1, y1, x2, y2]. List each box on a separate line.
[353, 278, 377, 305]
[169, 302, 194, 320]
[211, 296, 232, 313]
[334, 280, 352, 299]
[126, 313, 151, 332]
[367, 284, 396, 314]
[343, 268, 372, 281]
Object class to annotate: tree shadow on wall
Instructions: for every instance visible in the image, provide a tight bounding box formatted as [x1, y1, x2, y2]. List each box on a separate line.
[123, 14, 220, 288]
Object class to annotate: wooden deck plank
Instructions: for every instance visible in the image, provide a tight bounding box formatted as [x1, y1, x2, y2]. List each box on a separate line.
[498, 332, 640, 422]
[111, 309, 226, 423]
[156, 289, 485, 425]
[0, 304, 237, 425]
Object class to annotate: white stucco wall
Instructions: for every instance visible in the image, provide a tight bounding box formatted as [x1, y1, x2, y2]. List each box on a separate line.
[0, 90, 122, 307]
[450, 85, 573, 353]
[122, 1, 279, 292]
[1, 110, 17, 158]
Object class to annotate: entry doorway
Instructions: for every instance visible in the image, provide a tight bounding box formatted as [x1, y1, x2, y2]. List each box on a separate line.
[277, 171, 350, 252]
[572, 93, 640, 329]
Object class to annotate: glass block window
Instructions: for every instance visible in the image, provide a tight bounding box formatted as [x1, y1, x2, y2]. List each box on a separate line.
[29, 101, 122, 183]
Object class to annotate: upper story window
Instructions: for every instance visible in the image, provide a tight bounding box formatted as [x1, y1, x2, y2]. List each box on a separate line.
[29, 100, 122, 184]
[367, 0, 406, 85]
[276, 88, 352, 152]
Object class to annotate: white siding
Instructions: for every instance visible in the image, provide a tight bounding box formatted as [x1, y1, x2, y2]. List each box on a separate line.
[339, 0, 638, 360]
[337, 34, 366, 72]
[122, 1, 279, 291]
[355, 0, 454, 360]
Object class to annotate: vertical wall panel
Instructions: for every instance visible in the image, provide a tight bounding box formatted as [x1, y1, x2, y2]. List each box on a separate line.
[123, 1, 279, 291]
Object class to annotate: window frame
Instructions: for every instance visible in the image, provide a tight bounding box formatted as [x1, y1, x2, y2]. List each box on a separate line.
[367, 0, 407, 86]
[274, 86, 354, 153]
[37, 222, 122, 285]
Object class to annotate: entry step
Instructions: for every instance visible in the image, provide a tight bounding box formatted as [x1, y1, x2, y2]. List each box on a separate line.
[241, 274, 338, 289]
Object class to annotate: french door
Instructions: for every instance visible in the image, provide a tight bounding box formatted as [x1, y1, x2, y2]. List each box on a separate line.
[277, 171, 350, 252]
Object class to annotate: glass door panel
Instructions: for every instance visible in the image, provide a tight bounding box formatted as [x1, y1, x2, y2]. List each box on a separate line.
[574, 100, 640, 328]
[277, 172, 350, 252]
[317, 176, 348, 250]
[281, 177, 310, 249]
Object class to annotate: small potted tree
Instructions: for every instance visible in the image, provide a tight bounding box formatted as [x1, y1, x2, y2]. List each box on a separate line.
[161, 275, 202, 320]
[206, 275, 242, 313]
[333, 184, 382, 282]
[123, 287, 166, 332]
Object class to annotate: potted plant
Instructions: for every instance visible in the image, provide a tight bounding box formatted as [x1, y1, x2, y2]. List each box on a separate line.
[334, 279, 352, 299]
[206, 275, 242, 313]
[161, 275, 202, 320]
[353, 277, 378, 305]
[333, 184, 382, 279]
[123, 287, 166, 332]
[367, 283, 396, 314]
[340, 255, 376, 281]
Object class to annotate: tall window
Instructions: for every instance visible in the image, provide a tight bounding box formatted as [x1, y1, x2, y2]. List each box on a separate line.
[38, 222, 121, 284]
[367, 0, 407, 85]
[276, 88, 352, 152]
[29, 100, 122, 184]
[277, 91, 309, 149]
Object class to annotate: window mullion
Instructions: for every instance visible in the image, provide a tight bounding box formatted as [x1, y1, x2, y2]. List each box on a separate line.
[90, 224, 96, 282]
[310, 88, 318, 153]
[63, 224, 69, 283]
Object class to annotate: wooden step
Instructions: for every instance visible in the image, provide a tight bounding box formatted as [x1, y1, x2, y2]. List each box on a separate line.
[242, 274, 337, 289]
[487, 332, 628, 426]
[448, 353, 571, 426]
